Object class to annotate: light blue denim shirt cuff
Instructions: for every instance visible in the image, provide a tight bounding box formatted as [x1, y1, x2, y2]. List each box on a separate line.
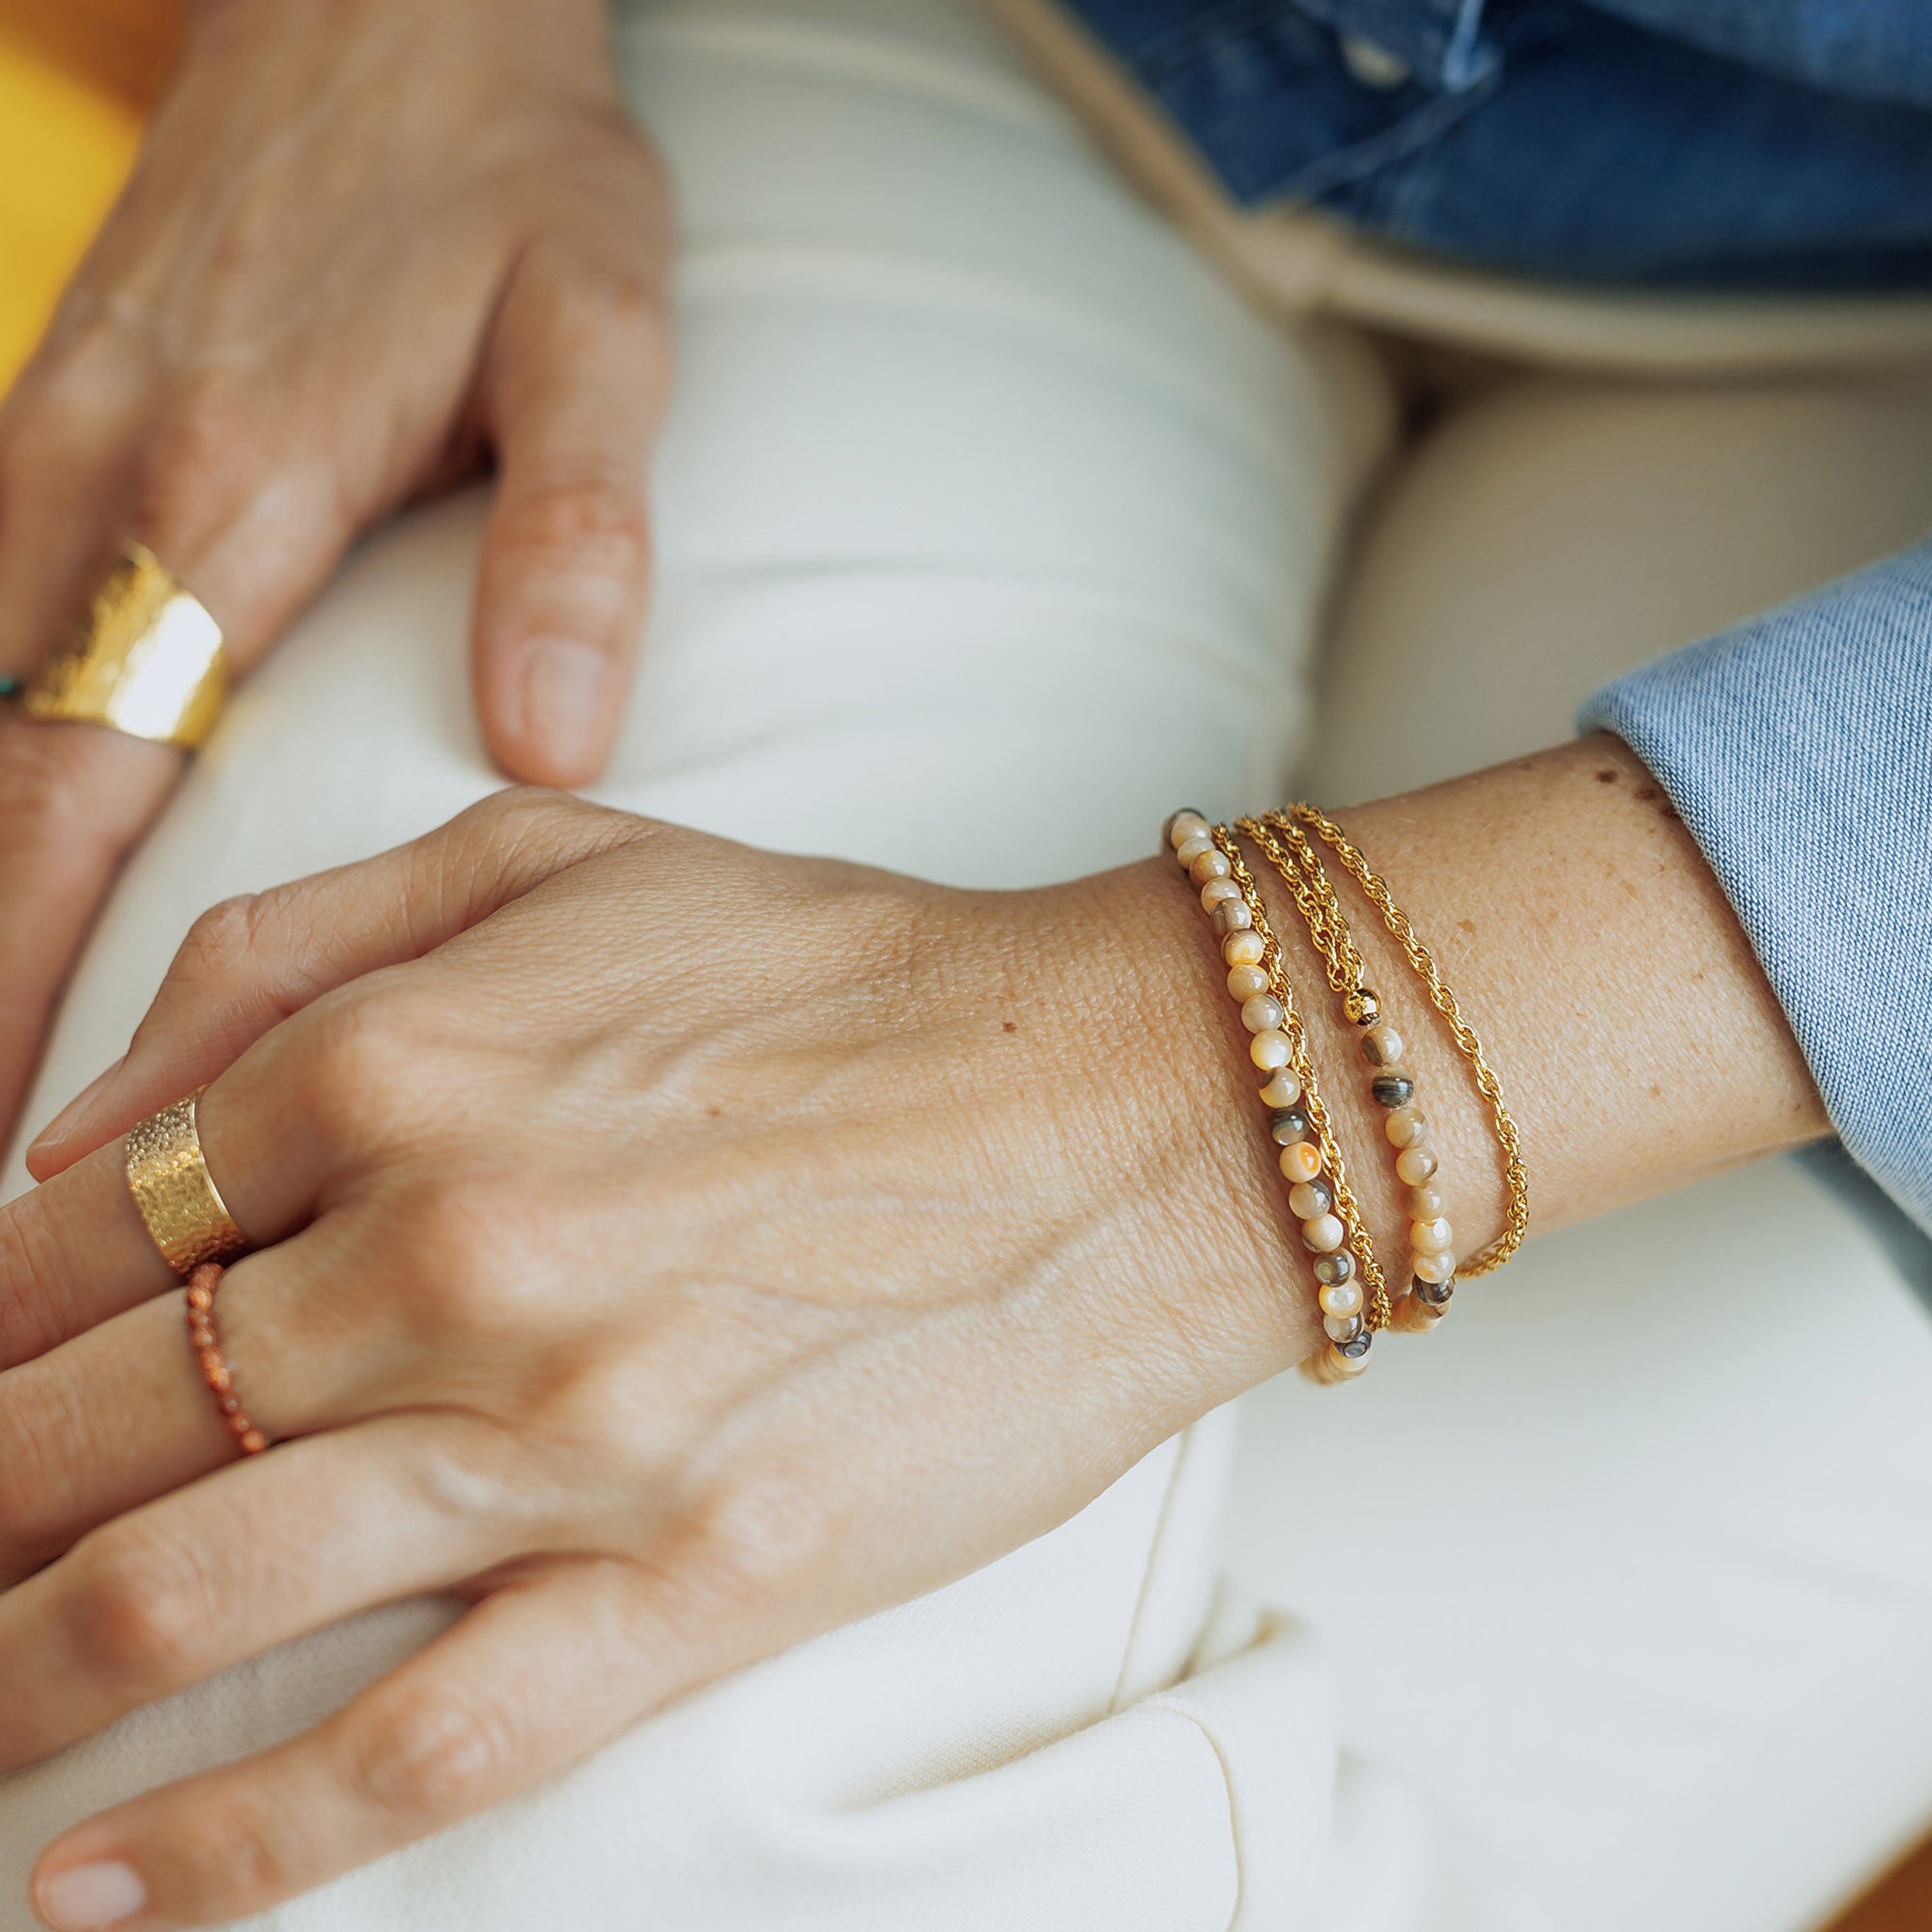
[1577, 540, 1932, 1244]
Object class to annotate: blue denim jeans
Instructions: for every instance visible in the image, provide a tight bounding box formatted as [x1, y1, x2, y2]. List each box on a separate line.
[1064, 0, 1932, 286]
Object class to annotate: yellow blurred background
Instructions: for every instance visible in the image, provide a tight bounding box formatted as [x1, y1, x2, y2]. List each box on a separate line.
[0, 0, 178, 391]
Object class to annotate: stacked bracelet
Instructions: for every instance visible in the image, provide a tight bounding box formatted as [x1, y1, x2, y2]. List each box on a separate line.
[1164, 800, 1529, 1384]
[1164, 810, 1387, 1382]
[1242, 811, 1457, 1332]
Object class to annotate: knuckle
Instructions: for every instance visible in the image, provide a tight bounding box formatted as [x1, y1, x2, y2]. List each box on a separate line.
[391, 1184, 546, 1338]
[687, 1465, 836, 1608]
[63, 1526, 217, 1688]
[288, 994, 423, 1151]
[130, 392, 258, 553]
[500, 475, 650, 581]
[350, 1692, 508, 1823]
[172, 894, 271, 991]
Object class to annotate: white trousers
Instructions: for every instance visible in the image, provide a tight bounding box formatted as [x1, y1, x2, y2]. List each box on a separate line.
[6, 3, 1932, 1927]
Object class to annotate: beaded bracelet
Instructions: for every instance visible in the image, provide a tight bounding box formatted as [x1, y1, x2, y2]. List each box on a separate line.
[1163, 810, 1388, 1382]
[1242, 812, 1457, 1332]
[1281, 803, 1530, 1279]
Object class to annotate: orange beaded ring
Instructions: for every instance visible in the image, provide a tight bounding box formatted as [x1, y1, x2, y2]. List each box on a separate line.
[185, 1263, 270, 1456]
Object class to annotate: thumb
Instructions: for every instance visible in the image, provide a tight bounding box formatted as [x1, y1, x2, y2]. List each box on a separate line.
[471, 251, 670, 788]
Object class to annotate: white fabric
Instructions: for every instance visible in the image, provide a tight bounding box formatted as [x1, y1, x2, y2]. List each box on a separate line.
[5, 3, 1932, 1929]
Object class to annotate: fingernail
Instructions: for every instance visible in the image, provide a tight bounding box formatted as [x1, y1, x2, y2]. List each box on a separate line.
[35, 1859, 147, 1930]
[26, 1056, 127, 1162]
[517, 637, 611, 781]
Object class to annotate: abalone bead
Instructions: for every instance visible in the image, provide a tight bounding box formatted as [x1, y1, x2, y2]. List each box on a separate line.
[1395, 1145, 1438, 1186]
[1268, 1106, 1311, 1145]
[1249, 1029, 1293, 1070]
[1210, 897, 1253, 935]
[1383, 1105, 1428, 1149]
[1189, 848, 1232, 885]
[1287, 1178, 1332, 1219]
[1412, 1250, 1457, 1285]
[1300, 1213, 1346, 1253]
[1176, 834, 1215, 867]
[1407, 1181, 1448, 1218]
[1360, 1023, 1405, 1067]
[1278, 1141, 1321, 1183]
[1318, 1278, 1363, 1321]
[1167, 810, 1209, 850]
[1240, 994, 1286, 1035]
[1257, 1067, 1301, 1108]
[1226, 963, 1271, 1001]
[1391, 1293, 1443, 1334]
[1410, 1215, 1455, 1256]
[1200, 877, 1241, 912]
[1336, 1330, 1373, 1361]
[1223, 928, 1265, 967]
[1313, 1250, 1354, 1287]
[1323, 1310, 1364, 1344]
[1412, 1273, 1456, 1305]
[1370, 1070, 1414, 1108]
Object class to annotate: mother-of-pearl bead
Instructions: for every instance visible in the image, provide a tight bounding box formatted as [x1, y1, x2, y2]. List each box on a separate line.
[1411, 1215, 1454, 1255]
[1201, 877, 1241, 911]
[1257, 1067, 1301, 1108]
[1395, 1145, 1437, 1186]
[1227, 963, 1271, 1000]
[1240, 994, 1285, 1034]
[1383, 1105, 1427, 1149]
[1413, 1250, 1457, 1284]
[1210, 896, 1253, 934]
[1323, 1310, 1364, 1343]
[1278, 1141, 1321, 1183]
[1407, 1181, 1447, 1218]
[1319, 1278, 1363, 1320]
[1189, 848, 1232, 885]
[1176, 833, 1215, 867]
[1223, 927, 1265, 967]
[1360, 1023, 1406, 1067]
[1300, 1213, 1346, 1253]
[1249, 1029, 1292, 1069]
[1169, 811, 1210, 850]
[1287, 1179, 1331, 1220]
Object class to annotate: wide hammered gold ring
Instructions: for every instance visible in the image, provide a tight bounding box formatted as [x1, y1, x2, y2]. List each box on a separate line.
[126, 1092, 249, 1276]
[24, 544, 227, 750]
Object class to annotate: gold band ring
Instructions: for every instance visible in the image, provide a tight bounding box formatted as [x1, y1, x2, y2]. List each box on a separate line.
[24, 544, 228, 750]
[126, 1092, 248, 1276]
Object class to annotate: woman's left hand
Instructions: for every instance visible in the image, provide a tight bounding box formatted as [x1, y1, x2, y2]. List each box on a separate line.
[0, 790, 1294, 1931]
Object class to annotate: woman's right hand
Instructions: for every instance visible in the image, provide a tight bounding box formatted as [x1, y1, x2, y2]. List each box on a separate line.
[0, 0, 676, 1147]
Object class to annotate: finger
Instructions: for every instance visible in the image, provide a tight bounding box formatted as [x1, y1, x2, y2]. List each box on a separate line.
[29, 1555, 718, 1932]
[0, 720, 179, 1145]
[471, 251, 669, 788]
[26, 789, 652, 1177]
[0, 1223, 358, 1570]
[0, 1411, 518, 1776]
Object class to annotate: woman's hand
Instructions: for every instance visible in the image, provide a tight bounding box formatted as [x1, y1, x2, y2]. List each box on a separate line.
[0, 791, 1294, 1930]
[0, 0, 673, 1144]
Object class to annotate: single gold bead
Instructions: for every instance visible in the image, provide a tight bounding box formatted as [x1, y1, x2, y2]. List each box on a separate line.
[1343, 988, 1380, 1026]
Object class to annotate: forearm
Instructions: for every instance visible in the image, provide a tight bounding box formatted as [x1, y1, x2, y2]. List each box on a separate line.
[1115, 733, 1826, 1372]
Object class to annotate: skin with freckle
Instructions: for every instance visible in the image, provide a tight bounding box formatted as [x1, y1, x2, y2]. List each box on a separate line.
[0, 737, 1826, 1928]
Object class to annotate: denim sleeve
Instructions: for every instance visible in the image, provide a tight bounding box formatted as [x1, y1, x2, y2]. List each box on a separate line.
[1577, 540, 1932, 1240]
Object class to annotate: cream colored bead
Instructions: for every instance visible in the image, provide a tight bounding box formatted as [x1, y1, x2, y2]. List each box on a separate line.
[1168, 811, 1209, 851]
[1240, 994, 1285, 1035]
[1395, 1145, 1438, 1186]
[1176, 833, 1215, 867]
[1413, 1250, 1457, 1284]
[1257, 1067, 1302, 1109]
[1383, 1105, 1428, 1150]
[1226, 963, 1270, 1001]
[1360, 1023, 1405, 1067]
[1210, 896, 1252, 935]
[1318, 1278, 1363, 1321]
[1189, 848, 1232, 885]
[1287, 1180, 1330, 1220]
[1200, 877, 1241, 912]
[1411, 1215, 1455, 1256]
[1278, 1140, 1321, 1183]
[1300, 1212, 1346, 1253]
[1249, 1029, 1292, 1070]
[1222, 928, 1264, 967]
[1408, 1181, 1448, 1218]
